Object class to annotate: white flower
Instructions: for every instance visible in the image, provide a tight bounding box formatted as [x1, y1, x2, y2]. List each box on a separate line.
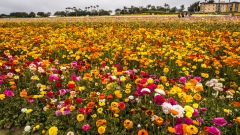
[51, 98, 57, 103]
[21, 108, 27, 113]
[67, 131, 75, 135]
[213, 86, 223, 91]
[151, 115, 159, 121]
[141, 88, 151, 94]
[104, 66, 109, 70]
[110, 76, 117, 80]
[128, 95, 134, 100]
[161, 102, 172, 114]
[170, 104, 185, 118]
[137, 124, 141, 128]
[24, 125, 31, 132]
[99, 99, 106, 102]
[214, 83, 223, 87]
[154, 88, 166, 95]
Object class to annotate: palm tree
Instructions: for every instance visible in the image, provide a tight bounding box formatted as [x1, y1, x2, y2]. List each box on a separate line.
[88, 7, 90, 12]
[73, 7, 77, 16]
[90, 6, 93, 12]
[85, 7, 88, 11]
[96, 5, 99, 15]
[147, 4, 151, 11]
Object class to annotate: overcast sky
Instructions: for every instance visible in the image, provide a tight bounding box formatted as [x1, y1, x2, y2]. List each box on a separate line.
[0, 0, 239, 15]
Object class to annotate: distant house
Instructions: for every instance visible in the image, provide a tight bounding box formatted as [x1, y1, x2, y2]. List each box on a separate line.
[200, 1, 240, 13]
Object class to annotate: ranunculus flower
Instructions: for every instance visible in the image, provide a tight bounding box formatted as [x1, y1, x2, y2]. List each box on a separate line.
[82, 124, 90, 131]
[213, 117, 227, 127]
[153, 95, 165, 105]
[24, 125, 31, 132]
[76, 97, 83, 103]
[174, 124, 183, 135]
[46, 91, 54, 98]
[118, 102, 125, 110]
[179, 77, 187, 83]
[3, 89, 14, 97]
[208, 126, 220, 135]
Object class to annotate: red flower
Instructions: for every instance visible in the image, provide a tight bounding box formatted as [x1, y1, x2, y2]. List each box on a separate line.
[118, 102, 125, 110]
[153, 95, 165, 105]
[76, 97, 83, 103]
[64, 99, 71, 105]
[46, 91, 54, 98]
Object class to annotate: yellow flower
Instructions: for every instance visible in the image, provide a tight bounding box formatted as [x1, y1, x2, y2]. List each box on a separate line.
[234, 117, 240, 123]
[0, 94, 6, 100]
[185, 111, 193, 118]
[147, 78, 154, 84]
[76, 114, 84, 122]
[97, 108, 103, 114]
[123, 119, 133, 129]
[99, 101, 106, 106]
[193, 93, 202, 100]
[26, 109, 33, 114]
[185, 125, 198, 134]
[125, 89, 131, 94]
[91, 114, 97, 118]
[192, 103, 199, 108]
[48, 126, 58, 135]
[98, 126, 106, 134]
[126, 83, 132, 89]
[163, 68, 169, 73]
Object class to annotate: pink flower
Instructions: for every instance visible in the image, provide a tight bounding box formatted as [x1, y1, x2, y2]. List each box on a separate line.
[70, 74, 81, 81]
[192, 109, 199, 116]
[71, 61, 78, 67]
[179, 77, 187, 83]
[174, 124, 183, 135]
[153, 95, 165, 105]
[3, 90, 14, 97]
[200, 108, 208, 111]
[140, 78, 147, 84]
[213, 117, 227, 127]
[76, 97, 83, 103]
[208, 126, 220, 135]
[49, 74, 59, 81]
[194, 76, 202, 82]
[82, 124, 90, 131]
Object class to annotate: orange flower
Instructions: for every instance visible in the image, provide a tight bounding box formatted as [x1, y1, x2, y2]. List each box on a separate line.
[193, 93, 202, 100]
[86, 102, 95, 109]
[232, 102, 240, 107]
[138, 129, 148, 135]
[106, 94, 113, 99]
[168, 126, 176, 134]
[203, 126, 209, 132]
[155, 117, 164, 125]
[20, 89, 27, 97]
[192, 120, 199, 126]
[170, 109, 179, 115]
[96, 119, 107, 127]
[145, 109, 154, 116]
[99, 93, 105, 99]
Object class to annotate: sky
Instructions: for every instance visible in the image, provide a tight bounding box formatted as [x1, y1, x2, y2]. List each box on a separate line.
[0, 0, 239, 15]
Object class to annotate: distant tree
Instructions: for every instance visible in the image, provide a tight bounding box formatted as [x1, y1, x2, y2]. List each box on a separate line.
[28, 12, 36, 17]
[169, 6, 178, 13]
[115, 8, 122, 15]
[37, 12, 45, 17]
[147, 4, 151, 11]
[96, 5, 99, 15]
[180, 5, 185, 12]
[188, 1, 200, 12]
[10, 12, 28, 18]
[208, 0, 215, 3]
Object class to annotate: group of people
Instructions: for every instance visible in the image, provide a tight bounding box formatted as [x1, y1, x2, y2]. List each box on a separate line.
[178, 12, 192, 18]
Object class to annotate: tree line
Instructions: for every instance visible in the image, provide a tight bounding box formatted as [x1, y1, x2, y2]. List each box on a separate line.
[0, 1, 202, 18]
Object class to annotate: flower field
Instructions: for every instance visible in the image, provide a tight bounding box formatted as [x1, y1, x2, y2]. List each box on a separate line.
[0, 16, 240, 135]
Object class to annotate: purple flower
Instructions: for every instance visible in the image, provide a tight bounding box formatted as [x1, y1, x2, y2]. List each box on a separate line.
[179, 77, 187, 83]
[192, 109, 199, 116]
[153, 95, 165, 105]
[196, 117, 204, 126]
[175, 118, 183, 124]
[3, 90, 14, 97]
[82, 124, 90, 131]
[71, 61, 78, 67]
[208, 126, 220, 135]
[184, 118, 193, 125]
[213, 117, 227, 127]
[49, 74, 59, 81]
[55, 110, 61, 116]
[63, 107, 70, 115]
[174, 124, 183, 135]
[194, 76, 202, 82]
[200, 108, 208, 111]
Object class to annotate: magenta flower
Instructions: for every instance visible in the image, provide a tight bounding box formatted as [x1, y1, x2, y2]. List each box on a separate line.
[194, 76, 202, 82]
[179, 77, 187, 83]
[192, 109, 199, 116]
[213, 117, 227, 127]
[82, 124, 90, 131]
[174, 124, 183, 135]
[200, 108, 208, 111]
[70, 74, 81, 81]
[153, 95, 165, 105]
[208, 126, 220, 135]
[71, 61, 78, 67]
[3, 90, 14, 97]
[184, 118, 193, 125]
[49, 74, 59, 81]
